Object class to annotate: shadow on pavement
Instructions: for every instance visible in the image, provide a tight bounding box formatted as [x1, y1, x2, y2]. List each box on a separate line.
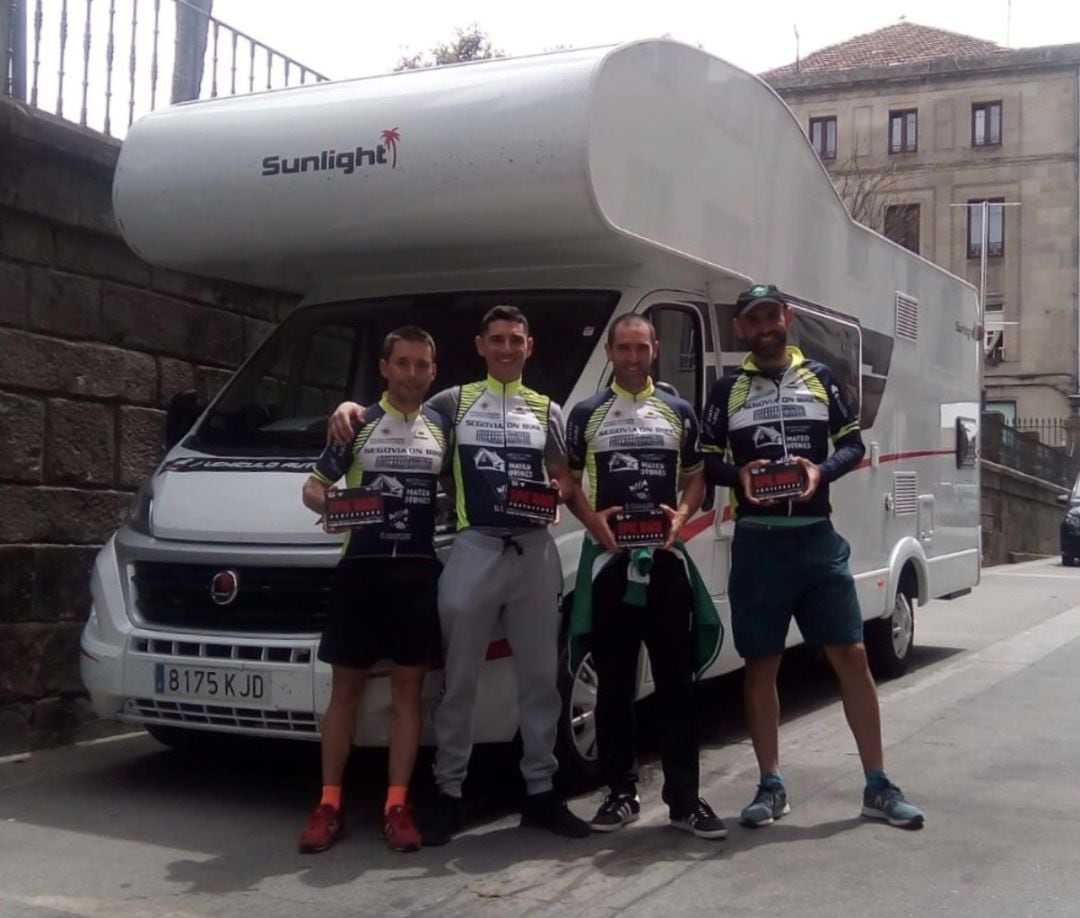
[0, 641, 959, 896]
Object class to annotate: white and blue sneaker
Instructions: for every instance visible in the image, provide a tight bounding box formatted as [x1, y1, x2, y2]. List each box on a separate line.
[862, 781, 925, 829]
[740, 780, 791, 827]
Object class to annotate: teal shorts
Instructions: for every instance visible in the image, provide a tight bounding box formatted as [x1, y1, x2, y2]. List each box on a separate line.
[728, 520, 863, 659]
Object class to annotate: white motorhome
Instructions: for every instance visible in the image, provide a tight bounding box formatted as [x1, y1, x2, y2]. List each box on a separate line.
[82, 39, 981, 783]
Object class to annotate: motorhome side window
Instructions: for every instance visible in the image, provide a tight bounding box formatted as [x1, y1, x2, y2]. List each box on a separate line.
[192, 290, 619, 455]
[786, 308, 861, 420]
[647, 305, 703, 411]
[713, 300, 862, 421]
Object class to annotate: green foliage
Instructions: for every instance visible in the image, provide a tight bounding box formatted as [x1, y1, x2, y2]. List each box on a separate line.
[395, 24, 504, 71]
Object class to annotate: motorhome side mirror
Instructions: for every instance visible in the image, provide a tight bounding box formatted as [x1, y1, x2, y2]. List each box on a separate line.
[165, 389, 207, 450]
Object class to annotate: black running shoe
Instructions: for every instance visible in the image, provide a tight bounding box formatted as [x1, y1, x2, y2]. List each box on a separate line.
[520, 790, 590, 838]
[589, 791, 641, 833]
[670, 798, 727, 839]
[419, 791, 463, 847]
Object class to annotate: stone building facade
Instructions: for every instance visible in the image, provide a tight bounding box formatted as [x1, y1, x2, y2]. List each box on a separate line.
[765, 24, 1080, 421]
[0, 96, 296, 754]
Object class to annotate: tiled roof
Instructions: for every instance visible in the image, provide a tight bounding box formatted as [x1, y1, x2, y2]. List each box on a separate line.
[763, 22, 1006, 78]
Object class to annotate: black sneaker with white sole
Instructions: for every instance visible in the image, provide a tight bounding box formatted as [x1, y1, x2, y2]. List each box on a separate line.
[520, 790, 591, 838]
[669, 798, 727, 839]
[590, 792, 641, 833]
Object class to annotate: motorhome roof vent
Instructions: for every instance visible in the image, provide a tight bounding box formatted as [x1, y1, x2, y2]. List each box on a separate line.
[893, 472, 918, 515]
[895, 293, 918, 342]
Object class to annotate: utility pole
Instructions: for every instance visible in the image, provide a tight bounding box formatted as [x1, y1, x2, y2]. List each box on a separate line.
[2, 0, 28, 101]
[171, 0, 214, 104]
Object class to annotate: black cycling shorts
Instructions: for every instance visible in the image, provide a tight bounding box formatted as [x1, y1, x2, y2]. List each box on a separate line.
[318, 555, 442, 669]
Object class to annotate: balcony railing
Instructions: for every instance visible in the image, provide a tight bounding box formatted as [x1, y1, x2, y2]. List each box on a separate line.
[2, 0, 329, 137]
[982, 412, 1080, 488]
[1014, 417, 1071, 451]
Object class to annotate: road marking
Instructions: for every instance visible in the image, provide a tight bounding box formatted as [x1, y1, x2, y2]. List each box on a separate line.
[982, 572, 1079, 580]
[74, 731, 145, 749]
[694, 602, 1080, 797]
[8, 895, 205, 918]
[885, 602, 1080, 703]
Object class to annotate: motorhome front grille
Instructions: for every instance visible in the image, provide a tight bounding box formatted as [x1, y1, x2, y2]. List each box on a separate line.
[125, 698, 319, 734]
[893, 472, 918, 515]
[895, 293, 919, 341]
[129, 637, 312, 664]
[132, 562, 333, 633]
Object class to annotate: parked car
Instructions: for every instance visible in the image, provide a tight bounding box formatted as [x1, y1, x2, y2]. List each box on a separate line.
[1060, 473, 1080, 566]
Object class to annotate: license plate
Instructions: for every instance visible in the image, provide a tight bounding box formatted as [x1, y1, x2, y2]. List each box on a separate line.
[154, 663, 268, 702]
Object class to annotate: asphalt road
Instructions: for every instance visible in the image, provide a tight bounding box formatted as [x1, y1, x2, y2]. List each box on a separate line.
[2, 557, 1079, 918]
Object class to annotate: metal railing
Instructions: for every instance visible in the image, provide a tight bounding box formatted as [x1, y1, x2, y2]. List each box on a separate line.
[1015, 417, 1071, 450]
[2, 0, 329, 137]
[982, 413, 1080, 488]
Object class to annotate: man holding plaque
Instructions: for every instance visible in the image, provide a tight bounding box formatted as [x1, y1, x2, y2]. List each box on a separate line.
[329, 305, 589, 844]
[701, 284, 924, 830]
[564, 314, 726, 839]
[298, 326, 451, 854]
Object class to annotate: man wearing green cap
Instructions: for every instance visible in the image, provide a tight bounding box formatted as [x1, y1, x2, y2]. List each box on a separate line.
[564, 312, 725, 839]
[701, 283, 925, 831]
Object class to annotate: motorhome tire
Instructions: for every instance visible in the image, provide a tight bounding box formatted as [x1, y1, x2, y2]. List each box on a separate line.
[554, 633, 602, 793]
[865, 589, 915, 680]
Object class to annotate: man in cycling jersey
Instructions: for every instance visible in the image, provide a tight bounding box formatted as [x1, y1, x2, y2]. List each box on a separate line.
[298, 326, 450, 855]
[701, 284, 925, 830]
[329, 306, 589, 844]
[564, 313, 726, 839]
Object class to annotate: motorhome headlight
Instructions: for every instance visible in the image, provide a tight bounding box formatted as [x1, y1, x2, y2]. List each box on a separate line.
[128, 482, 154, 535]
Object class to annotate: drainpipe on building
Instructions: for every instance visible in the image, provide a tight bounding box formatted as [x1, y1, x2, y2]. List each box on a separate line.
[1075, 66, 1080, 416]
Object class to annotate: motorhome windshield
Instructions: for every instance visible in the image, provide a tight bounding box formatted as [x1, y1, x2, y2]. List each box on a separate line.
[191, 289, 620, 454]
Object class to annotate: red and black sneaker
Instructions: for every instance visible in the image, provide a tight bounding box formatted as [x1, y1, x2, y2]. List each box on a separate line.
[298, 804, 345, 854]
[382, 804, 422, 853]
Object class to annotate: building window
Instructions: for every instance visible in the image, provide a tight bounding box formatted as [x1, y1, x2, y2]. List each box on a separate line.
[889, 109, 918, 153]
[884, 204, 920, 254]
[985, 400, 1016, 424]
[809, 116, 837, 160]
[967, 198, 1005, 258]
[972, 101, 1002, 147]
[984, 302, 1006, 362]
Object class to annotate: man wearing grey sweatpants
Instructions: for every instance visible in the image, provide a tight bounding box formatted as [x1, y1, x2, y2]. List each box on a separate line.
[330, 305, 589, 844]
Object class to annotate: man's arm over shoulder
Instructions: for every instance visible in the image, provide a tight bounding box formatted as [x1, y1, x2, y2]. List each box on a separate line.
[425, 385, 461, 426]
[815, 364, 866, 483]
[311, 436, 354, 487]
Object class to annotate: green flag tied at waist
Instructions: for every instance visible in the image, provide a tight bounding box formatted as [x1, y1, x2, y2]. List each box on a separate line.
[567, 537, 723, 681]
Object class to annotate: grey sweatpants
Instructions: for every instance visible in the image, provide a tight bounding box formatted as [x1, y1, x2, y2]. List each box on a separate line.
[432, 527, 563, 797]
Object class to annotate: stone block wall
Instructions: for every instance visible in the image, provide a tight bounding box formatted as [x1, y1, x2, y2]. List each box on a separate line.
[0, 97, 297, 755]
[981, 461, 1069, 565]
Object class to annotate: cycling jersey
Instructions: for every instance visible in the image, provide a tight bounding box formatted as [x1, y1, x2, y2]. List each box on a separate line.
[700, 347, 864, 519]
[311, 395, 451, 557]
[427, 376, 567, 531]
[565, 379, 703, 510]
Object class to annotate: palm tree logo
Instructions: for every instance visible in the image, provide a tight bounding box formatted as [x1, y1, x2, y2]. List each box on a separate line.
[380, 128, 401, 169]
